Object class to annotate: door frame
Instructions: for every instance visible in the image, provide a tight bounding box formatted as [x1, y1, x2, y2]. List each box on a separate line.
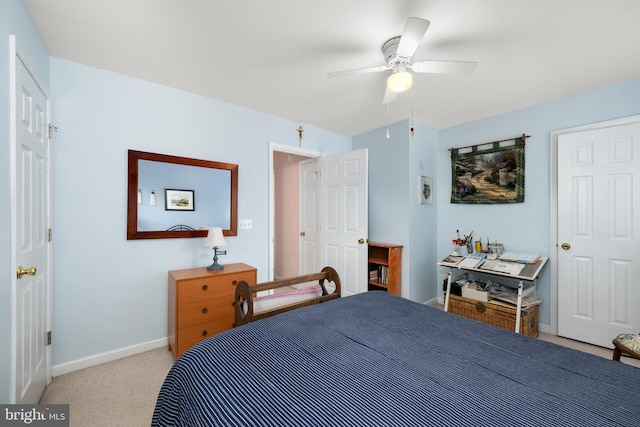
[549, 114, 640, 336]
[268, 142, 321, 281]
[9, 35, 53, 402]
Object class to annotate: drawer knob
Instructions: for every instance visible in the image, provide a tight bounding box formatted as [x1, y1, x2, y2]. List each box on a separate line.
[475, 302, 486, 313]
[202, 330, 208, 337]
[202, 284, 208, 291]
[232, 280, 237, 286]
[202, 307, 208, 314]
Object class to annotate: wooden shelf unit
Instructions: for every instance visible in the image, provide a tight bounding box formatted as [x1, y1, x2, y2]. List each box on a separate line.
[368, 242, 402, 296]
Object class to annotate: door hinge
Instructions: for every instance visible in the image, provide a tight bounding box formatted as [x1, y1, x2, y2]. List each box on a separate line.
[48, 228, 52, 242]
[47, 331, 51, 346]
[47, 124, 58, 140]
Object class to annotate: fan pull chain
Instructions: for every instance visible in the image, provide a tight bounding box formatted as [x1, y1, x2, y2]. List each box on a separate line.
[410, 87, 415, 137]
[386, 100, 391, 139]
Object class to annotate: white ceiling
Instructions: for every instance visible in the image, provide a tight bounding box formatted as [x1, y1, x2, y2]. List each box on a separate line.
[24, 0, 640, 136]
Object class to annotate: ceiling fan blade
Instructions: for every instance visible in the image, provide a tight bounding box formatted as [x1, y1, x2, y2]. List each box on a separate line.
[396, 17, 430, 58]
[383, 87, 397, 105]
[327, 65, 390, 78]
[410, 60, 477, 75]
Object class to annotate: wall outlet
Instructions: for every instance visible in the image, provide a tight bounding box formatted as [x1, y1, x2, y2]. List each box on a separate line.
[239, 219, 252, 230]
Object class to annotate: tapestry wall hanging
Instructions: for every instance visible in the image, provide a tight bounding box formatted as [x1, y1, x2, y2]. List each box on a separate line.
[450, 135, 527, 204]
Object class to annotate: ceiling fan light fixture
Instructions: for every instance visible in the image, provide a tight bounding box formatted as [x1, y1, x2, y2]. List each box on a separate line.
[387, 70, 412, 92]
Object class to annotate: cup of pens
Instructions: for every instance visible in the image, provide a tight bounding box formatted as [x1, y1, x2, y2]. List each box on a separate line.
[466, 240, 474, 255]
[452, 230, 474, 257]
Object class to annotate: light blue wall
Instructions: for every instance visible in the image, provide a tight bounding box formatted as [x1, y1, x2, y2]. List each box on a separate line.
[355, 123, 410, 243]
[0, 0, 50, 404]
[408, 123, 438, 303]
[354, 77, 640, 328]
[49, 57, 351, 366]
[353, 121, 438, 303]
[436, 77, 640, 327]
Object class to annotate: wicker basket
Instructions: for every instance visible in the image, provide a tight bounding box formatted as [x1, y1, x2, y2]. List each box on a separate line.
[447, 294, 539, 337]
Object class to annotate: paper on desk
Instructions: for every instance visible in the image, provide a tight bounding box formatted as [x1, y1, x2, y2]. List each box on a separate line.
[499, 252, 540, 263]
[480, 260, 524, 275]
[458, 257, 484, 269]
[495, 262, 524, 275]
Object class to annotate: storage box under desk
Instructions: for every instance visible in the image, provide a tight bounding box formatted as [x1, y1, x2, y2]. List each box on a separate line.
[447, 294, 539, 337]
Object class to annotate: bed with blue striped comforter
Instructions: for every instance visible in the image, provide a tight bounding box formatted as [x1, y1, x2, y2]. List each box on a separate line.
[152, 291, 640, 426]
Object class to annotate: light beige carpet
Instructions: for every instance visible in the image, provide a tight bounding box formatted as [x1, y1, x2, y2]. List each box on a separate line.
[39, 347, 174, 427]
[40, 333, 639, 426]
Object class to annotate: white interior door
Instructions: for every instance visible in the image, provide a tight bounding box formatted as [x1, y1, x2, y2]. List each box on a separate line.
[13, 46, 52, 403]
[557, 122, 640, 347]
[299, 159, 318, 275]
[318, 149, 368, 297]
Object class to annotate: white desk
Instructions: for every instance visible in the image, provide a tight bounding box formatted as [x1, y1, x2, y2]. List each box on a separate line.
[439, 256, 548, 333]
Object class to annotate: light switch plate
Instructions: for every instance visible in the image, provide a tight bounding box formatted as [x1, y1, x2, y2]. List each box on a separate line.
[239, 219, 252, 229]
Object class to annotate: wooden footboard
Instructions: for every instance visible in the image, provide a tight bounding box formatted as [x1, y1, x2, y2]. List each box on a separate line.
[234, 266, 341, 327]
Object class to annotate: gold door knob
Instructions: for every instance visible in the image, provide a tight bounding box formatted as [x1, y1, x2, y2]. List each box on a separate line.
[300, 231, 306, 237]
[561, 242, 571, 250]
[17, 266, 37, 279]
[358, 238, 367, 244]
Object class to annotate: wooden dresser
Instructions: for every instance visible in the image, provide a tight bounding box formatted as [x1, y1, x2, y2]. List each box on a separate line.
[168, 263, 257, 360]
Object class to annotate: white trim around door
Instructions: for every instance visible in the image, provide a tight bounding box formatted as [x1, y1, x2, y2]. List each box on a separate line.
[549, 114, 640, 336]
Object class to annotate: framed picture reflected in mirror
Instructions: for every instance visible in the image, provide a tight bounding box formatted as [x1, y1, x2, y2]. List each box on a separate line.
[165, 189, 195, 211]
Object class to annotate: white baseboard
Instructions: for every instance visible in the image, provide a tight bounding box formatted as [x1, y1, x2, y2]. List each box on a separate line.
[423, 297, 440, 306]
[52, 337, 168, 377]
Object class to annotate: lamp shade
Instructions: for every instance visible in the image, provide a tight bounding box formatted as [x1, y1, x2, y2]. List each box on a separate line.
[204, 227, 227, 248]
[387, 71, 413, 93]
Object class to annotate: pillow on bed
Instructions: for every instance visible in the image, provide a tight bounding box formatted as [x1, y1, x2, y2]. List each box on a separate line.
[252, 285, 323, 314]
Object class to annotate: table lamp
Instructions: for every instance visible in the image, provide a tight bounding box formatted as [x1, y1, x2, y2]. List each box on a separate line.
[204, 227, 227, 271]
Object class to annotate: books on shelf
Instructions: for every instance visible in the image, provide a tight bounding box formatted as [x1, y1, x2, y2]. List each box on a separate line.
[369, 265, 388, 284]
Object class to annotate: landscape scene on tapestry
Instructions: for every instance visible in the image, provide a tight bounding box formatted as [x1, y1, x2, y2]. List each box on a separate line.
[451, 143, 524, 204]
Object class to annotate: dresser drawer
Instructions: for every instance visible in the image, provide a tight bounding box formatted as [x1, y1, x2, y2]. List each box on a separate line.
[177, 295, 234, 329]
[168, 263, 257, 360]
[177, 319, 234, 355]
[177, 271, 256, 305]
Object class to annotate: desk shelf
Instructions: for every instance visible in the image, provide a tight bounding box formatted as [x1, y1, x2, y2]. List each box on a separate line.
[439, 256, 548, 334]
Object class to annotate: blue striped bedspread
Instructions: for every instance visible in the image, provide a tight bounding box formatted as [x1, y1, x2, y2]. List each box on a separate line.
[152, 291, 640, 426]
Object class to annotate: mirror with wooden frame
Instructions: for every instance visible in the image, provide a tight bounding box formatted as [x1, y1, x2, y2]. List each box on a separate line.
[127, 150, 238, 240]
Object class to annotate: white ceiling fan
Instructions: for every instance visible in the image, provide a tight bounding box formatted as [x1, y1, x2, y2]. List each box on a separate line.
[328, 17, 477, 104]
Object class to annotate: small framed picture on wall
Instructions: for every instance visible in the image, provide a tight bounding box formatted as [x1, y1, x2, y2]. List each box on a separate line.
[420, 176, 433, 204]
[165, 189, 195, 211]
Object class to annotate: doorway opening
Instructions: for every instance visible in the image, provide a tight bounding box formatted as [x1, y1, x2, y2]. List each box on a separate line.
[268, 143, 320, 281]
